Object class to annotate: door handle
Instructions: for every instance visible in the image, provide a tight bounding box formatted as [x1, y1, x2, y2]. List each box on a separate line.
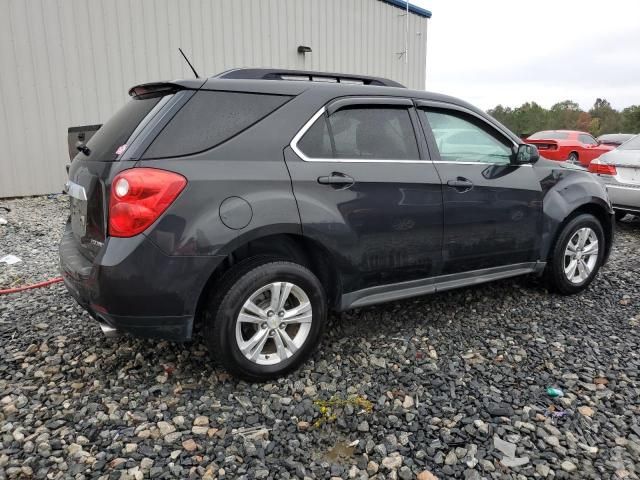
[447, 177, 474, 192]
[317, 172, 355, 187]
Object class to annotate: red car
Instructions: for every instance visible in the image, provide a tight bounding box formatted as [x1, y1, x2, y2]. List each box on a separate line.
[525, 130, 615, 166]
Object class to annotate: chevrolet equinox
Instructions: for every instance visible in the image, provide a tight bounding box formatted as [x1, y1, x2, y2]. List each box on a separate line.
[60, 68, 614, 380]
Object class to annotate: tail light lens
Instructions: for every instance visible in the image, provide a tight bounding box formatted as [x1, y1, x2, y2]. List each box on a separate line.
[588, 159, 617, 176]
[109, 168, 187, 237]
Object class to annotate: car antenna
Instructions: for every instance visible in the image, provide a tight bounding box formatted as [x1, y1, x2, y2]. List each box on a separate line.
[178, 47, 200, 78]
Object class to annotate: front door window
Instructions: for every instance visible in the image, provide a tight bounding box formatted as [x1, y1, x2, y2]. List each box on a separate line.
[423, 110, 513, 164]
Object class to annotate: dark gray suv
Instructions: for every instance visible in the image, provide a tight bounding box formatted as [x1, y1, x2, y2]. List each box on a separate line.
[60, 68, 614, 380]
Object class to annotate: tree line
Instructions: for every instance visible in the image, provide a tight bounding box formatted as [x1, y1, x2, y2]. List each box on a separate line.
[487, 99, 640, 138]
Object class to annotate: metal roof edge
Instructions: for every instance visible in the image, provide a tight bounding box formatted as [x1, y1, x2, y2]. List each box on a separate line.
[379, 0, 432, 18]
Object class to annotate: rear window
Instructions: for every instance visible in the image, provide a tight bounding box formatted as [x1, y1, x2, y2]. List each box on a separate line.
[81, 94, 169, 161]
[143, 91, 291, 158]
[619, 135, 640, 150]
[528, 131, 569, 140]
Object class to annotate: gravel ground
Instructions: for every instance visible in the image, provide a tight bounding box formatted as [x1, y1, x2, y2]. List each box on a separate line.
[1, 196, 639, 480]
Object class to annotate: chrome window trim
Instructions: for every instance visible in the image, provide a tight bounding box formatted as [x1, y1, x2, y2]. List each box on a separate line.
[290, 106, 429, 164]
[432, 160, 533, 167]
[290, 104, 531, 167]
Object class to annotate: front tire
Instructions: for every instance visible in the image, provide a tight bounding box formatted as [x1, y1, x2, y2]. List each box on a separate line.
[567, 152, 579, 165]
[204, 259, 327, 381]
[545, 213, 605, 294]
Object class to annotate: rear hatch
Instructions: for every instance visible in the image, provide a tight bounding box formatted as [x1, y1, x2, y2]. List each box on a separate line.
[66, 82, 200, 260]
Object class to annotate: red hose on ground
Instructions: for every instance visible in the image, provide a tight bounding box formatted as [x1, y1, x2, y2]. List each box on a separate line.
[0, 277, 63, 295]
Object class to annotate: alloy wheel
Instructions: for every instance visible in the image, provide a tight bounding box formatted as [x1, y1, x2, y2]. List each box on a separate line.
[563, 227, 599, 284]
[235, 282, 313, 365]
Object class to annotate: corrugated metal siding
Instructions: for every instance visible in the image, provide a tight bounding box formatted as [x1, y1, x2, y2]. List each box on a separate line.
[0, 0, 428, 197]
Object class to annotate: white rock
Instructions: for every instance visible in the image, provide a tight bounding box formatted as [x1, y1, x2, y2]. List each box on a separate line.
[493, 435, 516, 458]
[193, 416, 209, 426]
[536, 464, 551, 477]
[157, 421, 176, 436]
[402, 396, 414, 409]
[382, 453, 403, 470]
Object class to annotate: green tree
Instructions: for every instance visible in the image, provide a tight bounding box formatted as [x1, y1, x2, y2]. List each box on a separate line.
[510, 102, 548, 137]
[589, 98, 620, 135]
[548, 101, 581, 130]
[485, 100, 637, 137]
[487, 105, 512, 123]
[621, 105, 640, 133]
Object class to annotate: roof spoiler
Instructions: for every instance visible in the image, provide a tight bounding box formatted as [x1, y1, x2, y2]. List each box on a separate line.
[128, 79, 206, 97]
[214, 68, 405, 88]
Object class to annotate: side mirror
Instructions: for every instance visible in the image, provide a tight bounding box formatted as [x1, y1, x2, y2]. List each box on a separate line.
[515, 143, 539, 164]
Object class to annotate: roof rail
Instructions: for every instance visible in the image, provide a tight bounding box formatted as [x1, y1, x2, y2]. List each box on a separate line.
[214, 68, 405, 88]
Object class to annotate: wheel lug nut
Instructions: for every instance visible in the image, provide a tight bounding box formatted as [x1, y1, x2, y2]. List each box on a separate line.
[278, 311, 284, 317]
[279, 323, 284, 329]
[261, 323, 267, 329]
[267, 311, 274, 317]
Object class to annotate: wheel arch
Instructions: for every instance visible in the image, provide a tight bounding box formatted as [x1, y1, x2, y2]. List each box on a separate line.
[193, 231, 343, 331]
[544, 200, 613, 265]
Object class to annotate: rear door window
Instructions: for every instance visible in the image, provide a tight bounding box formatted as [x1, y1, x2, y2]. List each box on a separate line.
[81, 94, 170, 161]
[143, 91, 291, 158]
[297, 107, 419, 160]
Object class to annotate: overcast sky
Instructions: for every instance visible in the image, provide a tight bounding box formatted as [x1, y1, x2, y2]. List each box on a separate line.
[413, 0, 639, 111]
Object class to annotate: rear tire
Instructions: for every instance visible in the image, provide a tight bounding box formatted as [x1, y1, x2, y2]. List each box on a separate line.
[203, 258, 327, 381]
[567, 152, 579, 165]
[545, 213, 605, 295]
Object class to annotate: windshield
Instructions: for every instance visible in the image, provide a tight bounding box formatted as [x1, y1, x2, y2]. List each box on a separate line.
[78, 93, 171, 161]
[619, 135, 640, 150]
[528, 131, 569, 140]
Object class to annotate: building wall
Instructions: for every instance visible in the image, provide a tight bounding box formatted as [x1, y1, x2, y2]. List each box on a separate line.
[0, 0, 429, 197]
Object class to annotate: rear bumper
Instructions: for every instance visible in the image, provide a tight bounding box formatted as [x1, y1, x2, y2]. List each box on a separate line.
[599, 176, 640, 212]
[59, 224, 224, 341]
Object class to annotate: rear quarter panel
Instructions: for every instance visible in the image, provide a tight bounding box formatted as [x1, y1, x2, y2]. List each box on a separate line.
[140, 90, 333, 257]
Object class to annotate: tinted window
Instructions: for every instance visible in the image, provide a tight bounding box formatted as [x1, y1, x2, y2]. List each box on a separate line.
[144, 91, 291, 158]
[297, 115, 332, 157]
[81, 94, 168, 161]
[619, 135, 640, 150]
[579, 134, 597, 145]
[298, 107, 419, 160]
[423, 110, 513, 164]
[528, 131, 569, 140]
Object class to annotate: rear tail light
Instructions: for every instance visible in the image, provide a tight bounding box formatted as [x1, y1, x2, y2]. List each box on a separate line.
[588, 159, 617, 176]
[108, 168, 187, 237]
[527, 141, 557, 151]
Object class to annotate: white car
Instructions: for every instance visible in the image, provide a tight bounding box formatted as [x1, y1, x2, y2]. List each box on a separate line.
[589, 134, 640, 220]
